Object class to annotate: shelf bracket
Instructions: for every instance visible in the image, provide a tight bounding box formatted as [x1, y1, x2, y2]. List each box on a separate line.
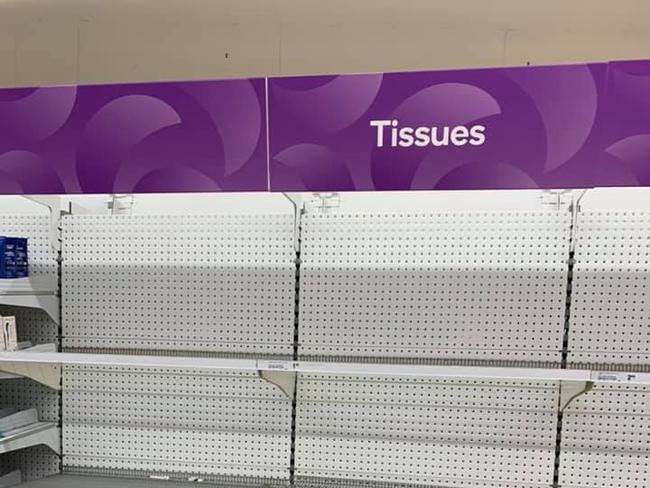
[282, 193, 304, 253]
[258, 369, 297, 400]
[0, 424, 61, 456]
[24, 196, 63, 253]
[559, 380, 593, 412]
[0, 294, 60, 325]
[0, 345, 61, 390]
[0, 362, 61, 390]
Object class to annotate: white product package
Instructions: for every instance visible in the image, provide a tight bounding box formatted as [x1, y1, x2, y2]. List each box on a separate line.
[2, 315, 17, 351]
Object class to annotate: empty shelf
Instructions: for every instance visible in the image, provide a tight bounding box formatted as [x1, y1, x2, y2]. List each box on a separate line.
[19, 475, 221, 488]
[0, 276, 59, 323]
[2, 349, 650, 393]
[0, 422, 60, 455]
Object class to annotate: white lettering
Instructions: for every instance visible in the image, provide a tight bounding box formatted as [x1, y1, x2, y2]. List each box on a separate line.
[450, 126, 469, 146]
[369, 120, 487, 148]
[398, 127, 415, 147]
[469, 125, 486, 146]
[414, 127, 430, 147]
[369, 120, 392, 147]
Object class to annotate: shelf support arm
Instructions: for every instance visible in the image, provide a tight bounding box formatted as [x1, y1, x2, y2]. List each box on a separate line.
[258, 369, 297, 400]
[559, 380, 593, 412]
[0, 362, 61, 390]
[282, 193, 304, 253]
[24, 196, 63, 253]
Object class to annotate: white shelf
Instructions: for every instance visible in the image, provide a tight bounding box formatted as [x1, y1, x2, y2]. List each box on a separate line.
[0, 349, 260, 372]
[0, 277, 56, 296]
[1, 348, 649, 392]
[18, 475, 207, 488]
[265, 360, 650, 385]
[0, 276, 59, 323]
[0, 345, 59, 388]
[265, 360, 592, 382]
[0, 371, 21, 380]
[0, 422, 60, 455]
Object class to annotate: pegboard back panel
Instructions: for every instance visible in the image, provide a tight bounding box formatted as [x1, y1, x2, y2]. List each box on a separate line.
[1, 446, 60, 482]
[559, 384, 650, 488]
[0, 215, 57, 279]
[299, 211, 570, 363]
[0, 306, 58, 346]
[295, 374, 558, 487]
[569, 211, 650, 366]
[62, 366, 292, 482]
[0, 378, 59, 423]
[61, 214, 296, 356]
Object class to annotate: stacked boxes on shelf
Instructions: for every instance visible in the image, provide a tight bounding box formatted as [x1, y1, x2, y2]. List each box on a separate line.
[0, 238, 28, 279]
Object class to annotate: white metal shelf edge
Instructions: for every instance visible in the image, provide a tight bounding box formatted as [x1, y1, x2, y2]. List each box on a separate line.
[2, 350, 650, 390]
[0, 422, 60, 455]
[0, 276, 59, 323]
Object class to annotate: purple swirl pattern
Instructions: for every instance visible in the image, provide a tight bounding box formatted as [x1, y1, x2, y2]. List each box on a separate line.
[1, 61, 650, 195]
[599, 60, 650, 185]
[0, 78, 267, 194]
[0, 150, 65, 194]
[506, 64, 599, 173]
[0, 87, 77, 144]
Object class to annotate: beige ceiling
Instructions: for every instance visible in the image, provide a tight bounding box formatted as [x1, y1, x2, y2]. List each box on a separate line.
[0, 0, 648, 86]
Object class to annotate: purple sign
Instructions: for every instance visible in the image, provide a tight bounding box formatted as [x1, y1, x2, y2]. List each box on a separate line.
[0, 78, 268, 194]
[2, 60, 650, 195]
[600, 60, 650, 186]
[268, 64, 617, 191]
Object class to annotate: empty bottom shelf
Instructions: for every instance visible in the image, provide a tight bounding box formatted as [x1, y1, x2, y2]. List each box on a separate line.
[18, 474, 291, 488]
[19, 475, 219, 488]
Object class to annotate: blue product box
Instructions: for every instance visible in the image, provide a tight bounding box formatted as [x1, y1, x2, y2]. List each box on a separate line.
[0, 236, 28, 279]
[14, 238, 28, 278]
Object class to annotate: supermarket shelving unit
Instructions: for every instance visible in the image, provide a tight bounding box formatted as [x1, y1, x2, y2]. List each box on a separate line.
[1, 190, 649, 488]
[0, 208, 62, 484]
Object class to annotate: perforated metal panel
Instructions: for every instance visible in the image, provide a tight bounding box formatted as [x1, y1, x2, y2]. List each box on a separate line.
[0, 379, 59, 423]
[295, 374, 558, 487]
[62, 214, 295, 356]
[2, 446, 60, 482]
[559, 384, 650, 488]
[0, 306, 58, 347]
[569, 211, 650, 366]
[299, 211, 570, 363]
[62, 366, 292, 483]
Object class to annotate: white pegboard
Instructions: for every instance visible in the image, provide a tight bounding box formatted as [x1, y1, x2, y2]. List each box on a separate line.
[2, 446, 60, 482]
[559, 384, 650, 488]
[295, 374, 558, 487]
[61, 214, 296, 356]
[62, 366, 292, 481]
[569, 211, 650, 366]
[0, 215, 58, 279]
[0, 306, 58, 346]
[0, 379, 59, 423]
[299, 211, 571, 363]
